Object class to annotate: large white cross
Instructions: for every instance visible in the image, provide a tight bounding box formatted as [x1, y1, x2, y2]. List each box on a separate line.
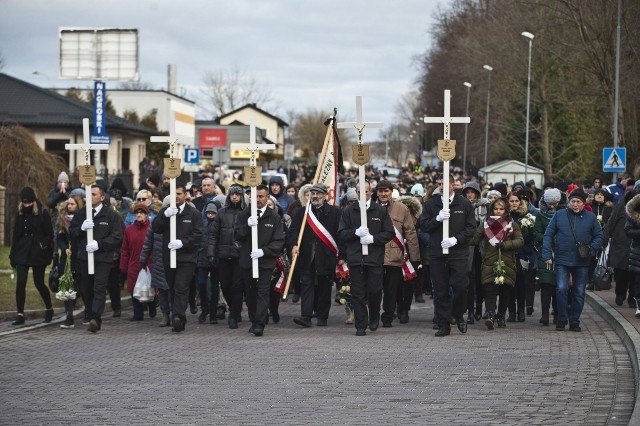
[424, 89, 470, 254]
[234, 121, 276, 278]
[150, 130, 194, 268]
[65, 118, 109, 275]
[338, 96, 382, 255]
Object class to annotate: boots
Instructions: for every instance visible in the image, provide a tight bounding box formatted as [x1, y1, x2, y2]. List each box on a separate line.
[60, 312, 75, 329]
[484, 311, 495, 330]
[43, 308, 54, 323]
[466, 309, 474, 325]
[497, 313, 507, 328]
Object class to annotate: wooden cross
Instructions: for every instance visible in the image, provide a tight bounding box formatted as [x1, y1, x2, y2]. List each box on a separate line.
[65, 118, 109, 275]
[234, 121, 276, 278]
[150, 131, 193, 268]
[337, 96, 382, 255]
[424, 89, 470, 254]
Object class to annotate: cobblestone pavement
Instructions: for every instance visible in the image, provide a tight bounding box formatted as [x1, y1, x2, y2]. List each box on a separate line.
[0, 296, 634, 425]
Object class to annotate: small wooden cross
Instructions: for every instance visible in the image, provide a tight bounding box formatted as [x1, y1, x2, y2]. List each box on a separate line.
[234, 121, 276, 278]
[424, 90, 470, 254]
[338, 96, 382, 255]
[65, 118, 109, 275]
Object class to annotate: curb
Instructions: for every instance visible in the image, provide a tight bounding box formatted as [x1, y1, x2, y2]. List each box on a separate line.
[586, 291, 640, 426]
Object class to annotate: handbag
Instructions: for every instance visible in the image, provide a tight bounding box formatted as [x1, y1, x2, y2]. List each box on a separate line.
[592, 248, 613, 291]
[567, 210, 592, 259]
[48, 262, 60, 293]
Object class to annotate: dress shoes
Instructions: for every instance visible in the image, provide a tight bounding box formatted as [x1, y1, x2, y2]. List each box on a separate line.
[369, 317, 380, 331]
[112, 308, 121, 318]
[189, 303, 198, 315]
[88, 319, 101, 333]
[435, 326, 450, 337]
[316, 318, 327, 326]
[228, 318, 238, 329]
[198, 313, 207, 324]
[248, 325, 255, 334]
[382, 321, 392, 328]
[172, 317, 185, 333]
[272, 312, 281, 324]
[291, 293, 300, 303]
[569, 324, 582, 332]
[456, 317, 467, 334]
[129, 316, 143, 322]
[540, 314, 549, 326]
[615, 295, 624, 306]
[293, 316, 312, 327]
[253, 325, 264, 336]
[355, 329, 366, 336]
[466, 310, 474, 325]
[507, 312, 516, 322]
[399, 313, 409, 324]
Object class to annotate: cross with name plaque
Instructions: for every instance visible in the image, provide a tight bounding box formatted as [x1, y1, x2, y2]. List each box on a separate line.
[65, 118, 109, 274]
[234, 121, 276, 278]
[338, 96, 382, 255]
[424, 89, 470, 254]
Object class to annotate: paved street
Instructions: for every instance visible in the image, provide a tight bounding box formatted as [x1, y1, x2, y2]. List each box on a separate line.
[0, 296, 635, 425]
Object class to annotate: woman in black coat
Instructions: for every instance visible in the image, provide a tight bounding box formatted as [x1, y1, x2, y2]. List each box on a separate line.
[9, 187, 54, 325]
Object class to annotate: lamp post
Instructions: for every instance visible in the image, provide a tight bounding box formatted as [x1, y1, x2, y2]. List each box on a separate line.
[463, 82, 472, 175]
[522, 31, 534, 183]
[483, 65, 493, 172]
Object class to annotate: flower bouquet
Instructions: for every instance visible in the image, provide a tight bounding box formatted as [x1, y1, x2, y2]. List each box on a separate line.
[55, 255, 77, 301]
[493, 248, 506, 285]
[519, 213, 536, 233]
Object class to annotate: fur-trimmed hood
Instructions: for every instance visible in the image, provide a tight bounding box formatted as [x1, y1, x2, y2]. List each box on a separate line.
[626, 194, 640, 224]
[397, 195, 422, 220]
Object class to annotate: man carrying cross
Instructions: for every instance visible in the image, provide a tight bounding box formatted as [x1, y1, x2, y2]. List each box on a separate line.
[287, 182, 343, 328]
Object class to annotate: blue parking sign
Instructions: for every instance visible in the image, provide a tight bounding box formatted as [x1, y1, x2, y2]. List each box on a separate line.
[602, 147, 625, 173]
[185, 148, 200, 164]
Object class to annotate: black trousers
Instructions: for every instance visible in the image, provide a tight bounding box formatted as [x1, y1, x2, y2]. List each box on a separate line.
[219, 258, 244, 321]
[106, 265, 121, 311]
[430, 255, 468, 327]
[241, 267, 272, 328]
[540, 283, 557, 316]
[614, 268, 634, 303]
[15, 264, 50, 314]
[300, 267, 333, 320]
[509, 270, 533, 314]
[78, 261, 112, 323]
[164, 262, 197, 322]
[349, 264, 383, 331]
[381, 265, 403, 323]
[483, 283, 513, 315]
[467, 247, 482, 311]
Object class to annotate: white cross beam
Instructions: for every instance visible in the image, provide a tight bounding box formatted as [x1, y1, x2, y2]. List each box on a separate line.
[337, 96, 382, 255]
[65, 118, 109, 275]
[150, 132, 193, 268]
[234, 121, 276, 278]
[424, 89, 470, 254]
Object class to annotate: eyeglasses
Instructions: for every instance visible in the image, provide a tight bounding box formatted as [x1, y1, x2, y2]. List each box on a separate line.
[136, 198, 147, 202]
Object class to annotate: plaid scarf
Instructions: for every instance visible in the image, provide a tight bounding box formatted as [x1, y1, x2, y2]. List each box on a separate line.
[483, 215, 514, 246]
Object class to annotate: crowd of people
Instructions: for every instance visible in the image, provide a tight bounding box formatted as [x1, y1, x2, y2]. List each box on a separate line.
[7, 164, 640, 337]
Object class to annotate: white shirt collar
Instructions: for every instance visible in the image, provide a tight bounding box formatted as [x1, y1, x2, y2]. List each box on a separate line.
[93, 203, 103, 215]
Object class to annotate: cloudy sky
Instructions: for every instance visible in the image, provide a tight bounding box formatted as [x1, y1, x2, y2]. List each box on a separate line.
[1, 0, 446, 138]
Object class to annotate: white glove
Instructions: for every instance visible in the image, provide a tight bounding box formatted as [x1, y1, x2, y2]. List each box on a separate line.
[360, 234, 374, 245]
[168, 240, 183, 250]
[250, 249, 264, 259]
[441, 237, 458, 249]
[81, 219, 94, 231]
[86, 240, 98, 253]
[355, 227, 369, 237]
[436, 209, 450, 222]
[164, 207, 179, 218]
[248, 216, 259, 227]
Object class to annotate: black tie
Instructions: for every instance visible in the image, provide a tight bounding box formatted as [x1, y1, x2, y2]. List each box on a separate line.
[257, 210, 262, 219]
[92, 208, 96, 218]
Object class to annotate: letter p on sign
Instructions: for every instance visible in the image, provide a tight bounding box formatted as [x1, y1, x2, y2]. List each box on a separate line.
[185, 148, 199, 164]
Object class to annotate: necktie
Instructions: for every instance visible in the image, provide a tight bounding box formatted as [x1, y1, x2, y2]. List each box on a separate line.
[257, 210, 262, 219]
[92, 208, 96, 218]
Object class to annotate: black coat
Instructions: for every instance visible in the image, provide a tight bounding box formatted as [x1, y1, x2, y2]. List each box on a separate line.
[419, 194, 476, 258]
[152, 204, 203, 264]
[287, 202, 342, 276]
[210, 204, 243, 260]
[10, 203, 54, 267]
[69, 205, 124, 264]
[624, 195, 640, 273]
[234, 206, 285, 270]
[337, 201, 394, 267]
[603, 195, 631, 270]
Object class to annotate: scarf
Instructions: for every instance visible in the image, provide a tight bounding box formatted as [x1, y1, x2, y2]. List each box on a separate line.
[483, 215, 514, 246]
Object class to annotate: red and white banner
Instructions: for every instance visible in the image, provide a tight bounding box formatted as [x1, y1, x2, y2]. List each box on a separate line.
[393, 226, 417, 282]
[273, 256, 287, 294]
[316, 125, 339, 205]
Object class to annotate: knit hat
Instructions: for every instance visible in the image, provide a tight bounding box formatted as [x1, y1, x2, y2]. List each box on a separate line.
[133, 202, 149, 214]
[20, 187, 36, 202]
[147, 174, 161, 187]
[57, 171, 70, 183]
[69, 187, 85, 197]
[228, 184, 244, 196]
[568, 189, 587, 203]
[410, 183, 425, 197]
[493, 182, 508, 197]
[486, 190, 502, 200]
[512, 181, 525, 192]
[543, 188, 562, 203]
[205, 202, 218, 214]
[346, 188, 358, 201]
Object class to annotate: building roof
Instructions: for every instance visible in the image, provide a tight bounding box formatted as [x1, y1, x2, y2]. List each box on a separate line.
[479, 159, 544, 174]
[0, 73, 157, 135]
[215, 103, 289, 128]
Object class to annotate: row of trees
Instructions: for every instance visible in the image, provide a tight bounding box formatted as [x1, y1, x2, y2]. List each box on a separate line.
[403, 0, 639, 182]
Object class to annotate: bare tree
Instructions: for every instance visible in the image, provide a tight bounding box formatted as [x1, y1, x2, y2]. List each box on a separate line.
[117, 81, 155, 90]
[288, 108, 353, 160]
[200, 64, 274, 118]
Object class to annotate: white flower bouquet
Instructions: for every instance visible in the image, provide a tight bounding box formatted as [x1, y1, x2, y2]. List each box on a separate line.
[55, 255, 77, 301]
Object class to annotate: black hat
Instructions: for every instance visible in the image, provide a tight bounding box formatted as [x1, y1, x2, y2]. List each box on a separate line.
[20, 187, 36, 203]
[376, 180, 394, 191]
[147, 174, 160, 187]
[568, 189, 587, 203]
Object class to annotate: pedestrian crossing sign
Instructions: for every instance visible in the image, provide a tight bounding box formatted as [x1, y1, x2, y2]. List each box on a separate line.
[603, 147, 626, 172]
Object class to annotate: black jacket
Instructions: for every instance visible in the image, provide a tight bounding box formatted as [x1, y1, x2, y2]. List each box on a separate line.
[10, 202, 54, 267]
[419, 194, 476, 258]
[210, 195, 245, 260]
[287, 202, 342, 276]
[234, 206, 284, 270]
[152, 203, 203, 264]
[69, 205, 123, 264]
[337, 201, 394, 267]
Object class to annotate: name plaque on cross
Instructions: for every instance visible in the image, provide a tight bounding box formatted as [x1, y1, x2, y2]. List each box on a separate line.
[234, 121, 276, 278]
[338, 96, 382, 255]
[424, 90, 470, 254]
[65, 118, 109, 275]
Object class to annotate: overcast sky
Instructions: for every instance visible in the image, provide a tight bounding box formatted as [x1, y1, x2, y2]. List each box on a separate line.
[0, 0, 445, 139]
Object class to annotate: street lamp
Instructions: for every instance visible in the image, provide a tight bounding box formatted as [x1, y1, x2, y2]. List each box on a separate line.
[463, 82, 472, 175]
[483, 65, 493, 172]
[522, 31, 534, 183]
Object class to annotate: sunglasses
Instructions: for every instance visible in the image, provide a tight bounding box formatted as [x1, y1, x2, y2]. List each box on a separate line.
[136, 198, 147, 202]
